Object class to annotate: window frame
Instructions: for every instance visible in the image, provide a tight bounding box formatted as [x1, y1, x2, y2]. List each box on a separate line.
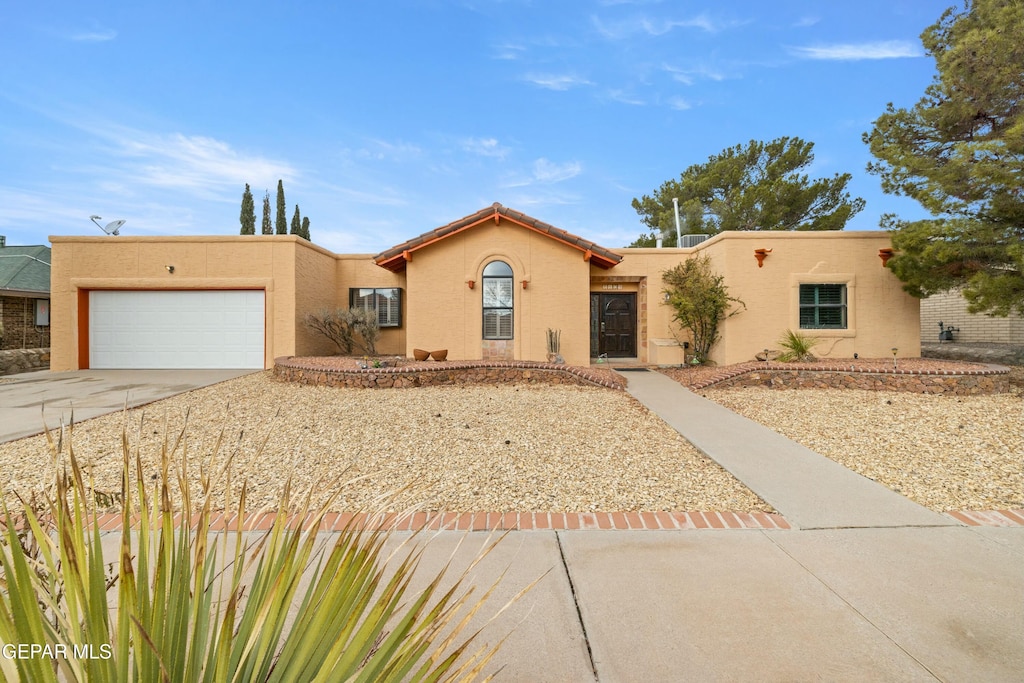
[349, 287, 402, 328]
[799, 283, 848, 330]
[481, 260, 513, 340]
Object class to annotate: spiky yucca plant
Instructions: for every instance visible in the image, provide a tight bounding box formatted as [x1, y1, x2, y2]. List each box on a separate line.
[0, 416, 529, 682]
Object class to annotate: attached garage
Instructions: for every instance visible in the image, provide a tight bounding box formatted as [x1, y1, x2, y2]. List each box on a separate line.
[88, 290, 265, 369]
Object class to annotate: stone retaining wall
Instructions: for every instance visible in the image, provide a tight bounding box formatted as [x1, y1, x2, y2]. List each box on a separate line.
[710, 368, 1009, 395]
[0, 348, 49, 376]
[922, 343, 1024, 366]
[273, 358, 625, 390]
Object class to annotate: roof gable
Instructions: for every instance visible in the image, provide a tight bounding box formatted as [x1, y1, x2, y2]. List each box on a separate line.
[373, 203, 623, 272]
[0, 245, 50, 294]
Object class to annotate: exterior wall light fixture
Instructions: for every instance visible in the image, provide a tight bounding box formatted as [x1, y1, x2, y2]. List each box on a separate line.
[754, 248, 772, 268]
[165, 265, 175, 274]
[466, 280, 475, 289]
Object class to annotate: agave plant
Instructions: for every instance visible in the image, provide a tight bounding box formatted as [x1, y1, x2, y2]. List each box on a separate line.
[0, 415, 529, 682]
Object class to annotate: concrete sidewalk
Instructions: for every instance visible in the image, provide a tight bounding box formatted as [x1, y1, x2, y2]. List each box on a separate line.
[90, 524, 1024, 681]
[0, 369, 257, 443]
[621, 369, 950, 530]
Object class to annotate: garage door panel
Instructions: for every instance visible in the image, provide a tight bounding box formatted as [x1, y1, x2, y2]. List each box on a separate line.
[89, 290, 265, 369]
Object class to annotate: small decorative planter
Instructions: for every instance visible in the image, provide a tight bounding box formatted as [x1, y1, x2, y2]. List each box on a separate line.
[413, 348, 430, 361]
[430, 349, 448, 361]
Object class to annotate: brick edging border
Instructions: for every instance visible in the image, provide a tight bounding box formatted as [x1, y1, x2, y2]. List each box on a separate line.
[273, 357, 626, 390]
[65, 508, 1024, 533]
[945, 509, 1024, 527]
[81, 510, 790, 533]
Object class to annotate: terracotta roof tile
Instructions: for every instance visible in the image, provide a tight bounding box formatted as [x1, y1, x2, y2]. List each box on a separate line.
[374, 203, 622, 272]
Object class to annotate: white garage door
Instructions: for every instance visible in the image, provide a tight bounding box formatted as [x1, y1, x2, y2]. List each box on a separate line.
[90, 290, 265, 369]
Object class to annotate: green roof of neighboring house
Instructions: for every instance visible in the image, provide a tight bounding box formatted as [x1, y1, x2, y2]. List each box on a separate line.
[0, 245, 51, 295]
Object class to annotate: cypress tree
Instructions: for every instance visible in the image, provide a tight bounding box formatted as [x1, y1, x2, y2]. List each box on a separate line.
[301, 216, 311, 241]
[239, 184, 256, 235]
[275, 179, 287, 234]
[261, 191, 273, 235]
[290, 204, 301, 236]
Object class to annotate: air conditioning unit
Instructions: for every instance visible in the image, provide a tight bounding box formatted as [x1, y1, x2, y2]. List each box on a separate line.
[680, 234, 709, 248]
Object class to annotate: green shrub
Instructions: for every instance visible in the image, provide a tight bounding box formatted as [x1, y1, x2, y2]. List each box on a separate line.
[0, 419, 524, 682]
[662, 256, 745, 364]
[776, 329, 820, 362]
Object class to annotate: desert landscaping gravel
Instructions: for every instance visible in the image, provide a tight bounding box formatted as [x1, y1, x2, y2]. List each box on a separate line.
[703, 384, 1023, 512]
[0, 372, 771, 514]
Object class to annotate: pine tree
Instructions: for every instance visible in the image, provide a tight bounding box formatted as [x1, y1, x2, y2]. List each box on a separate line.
[239, 184, 256, 235]
[630, 137, 864, 246]
[301, 216, 311, 241]
[864, 0, 1024, 315]
[290, 205, 302, 236]
[261, 191, 273, 235]
[275, 179, 287, 235]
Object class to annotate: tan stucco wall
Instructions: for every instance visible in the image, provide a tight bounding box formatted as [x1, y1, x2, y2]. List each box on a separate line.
[49, 226, 919, 371]
[336, 256, 407, 355]
[49, 235, 338, 371]
[691, 232, 919, 365]
[403, 218, 592, 365]
[596, 248, 697, 365]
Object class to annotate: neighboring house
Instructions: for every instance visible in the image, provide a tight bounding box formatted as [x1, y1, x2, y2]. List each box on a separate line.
[48, 203, 919, 370]
[0, 237, 51, 351]
[920, 289, 1024, 345]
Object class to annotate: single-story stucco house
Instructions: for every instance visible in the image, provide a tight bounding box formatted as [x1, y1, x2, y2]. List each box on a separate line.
[48, 203, 919, 371]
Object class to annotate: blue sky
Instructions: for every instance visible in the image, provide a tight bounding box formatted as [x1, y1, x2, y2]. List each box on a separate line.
[1, 1, 949, 253]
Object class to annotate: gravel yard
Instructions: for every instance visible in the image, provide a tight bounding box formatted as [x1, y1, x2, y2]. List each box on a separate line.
[1, 372, 771, 514]
[703, 382, 1023, 512]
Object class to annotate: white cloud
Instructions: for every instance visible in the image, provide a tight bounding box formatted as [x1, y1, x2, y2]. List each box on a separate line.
[607, 89, 646, 106]
[532, 158, 582, 183]
[667, 96, 692, 111]
[351, 138, 423, 162]
[106, 131, 295, 197]
[662, 63, 727, 84]
[71, 28, 117, 42]
[501, 158, 583, 188]
[592, 13, 732, 40]
[493, 43, 526, 60]
[461, 136, 510, 159]
[522, 73, 592, 90]
[793, 16, 820, 28]
[788, 40, 923, 61]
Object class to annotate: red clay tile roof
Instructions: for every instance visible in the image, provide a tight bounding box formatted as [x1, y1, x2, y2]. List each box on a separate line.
[373, 203, 623, 272]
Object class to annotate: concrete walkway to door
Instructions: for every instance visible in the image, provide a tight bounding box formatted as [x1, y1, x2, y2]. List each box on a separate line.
[620, 368, 950, 530]
[0, 369, 258, 444]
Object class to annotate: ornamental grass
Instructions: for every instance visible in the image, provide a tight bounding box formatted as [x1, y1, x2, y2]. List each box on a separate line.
[0, 413, 530, 682]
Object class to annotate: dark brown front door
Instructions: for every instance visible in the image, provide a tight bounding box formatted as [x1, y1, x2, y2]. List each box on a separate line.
[590, 293, 637, 358]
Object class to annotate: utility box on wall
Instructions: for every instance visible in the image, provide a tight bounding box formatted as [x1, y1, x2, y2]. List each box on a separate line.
[35, 299, 49, 327]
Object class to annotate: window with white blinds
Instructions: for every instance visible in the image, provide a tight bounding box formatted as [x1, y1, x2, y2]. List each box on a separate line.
[482, 261, 513, 339]
[349, 288, 402, 327]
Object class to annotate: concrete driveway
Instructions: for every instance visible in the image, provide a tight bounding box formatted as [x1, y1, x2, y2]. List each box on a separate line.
[0, 369, 258, 444]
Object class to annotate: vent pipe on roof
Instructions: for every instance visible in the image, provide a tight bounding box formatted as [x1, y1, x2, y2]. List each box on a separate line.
[656, 235, 663, 249]
[672, 198, 682, 248]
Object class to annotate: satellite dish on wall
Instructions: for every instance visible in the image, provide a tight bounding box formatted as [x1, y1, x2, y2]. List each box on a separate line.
[90, 215, 126, 235]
